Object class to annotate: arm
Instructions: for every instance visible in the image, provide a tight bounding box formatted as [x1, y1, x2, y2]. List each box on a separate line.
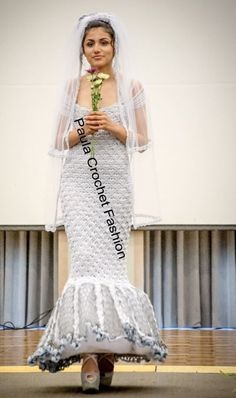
[53, 79, 76, 152]
[131, 79, 149, 149]
[107, 123, 127, 145]
[66, 128, 80, 148]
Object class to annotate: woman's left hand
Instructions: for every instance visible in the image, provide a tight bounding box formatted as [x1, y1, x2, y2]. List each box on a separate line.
[84, 111, 115, 133]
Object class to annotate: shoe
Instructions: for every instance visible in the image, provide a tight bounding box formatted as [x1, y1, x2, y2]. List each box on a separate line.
[97, 353, 115, 388]
[81, 353, 100, 393]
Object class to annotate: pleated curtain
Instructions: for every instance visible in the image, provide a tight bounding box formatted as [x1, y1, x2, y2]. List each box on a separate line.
[0, 229, 235, 329]
[144, 230, 236, 328]
[0, 230, 56, 328]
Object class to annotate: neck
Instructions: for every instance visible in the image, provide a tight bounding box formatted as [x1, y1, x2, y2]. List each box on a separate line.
[92, 65, 115, 79]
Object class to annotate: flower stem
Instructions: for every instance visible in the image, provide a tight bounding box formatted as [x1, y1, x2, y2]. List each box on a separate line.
[86, 68, 110, 157]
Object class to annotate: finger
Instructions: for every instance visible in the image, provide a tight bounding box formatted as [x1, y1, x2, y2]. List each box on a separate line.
[86, 127, 97, 134]
[90, 128, 100, 133]
[87, 121, 101, 126]
[86, 113, 105, 119]
[87, 122, 102, 129]
[85, 115, 103, 121]
[91, 123, 103, 130]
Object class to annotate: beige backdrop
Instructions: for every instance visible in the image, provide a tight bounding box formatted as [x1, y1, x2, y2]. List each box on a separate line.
[1, 0, 236, 225]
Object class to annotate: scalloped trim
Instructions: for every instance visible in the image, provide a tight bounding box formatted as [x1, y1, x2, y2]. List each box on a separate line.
[27, 321, 168, 373]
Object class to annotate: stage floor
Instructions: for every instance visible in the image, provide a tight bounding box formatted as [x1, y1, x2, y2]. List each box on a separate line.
[0, 329, 236, 372]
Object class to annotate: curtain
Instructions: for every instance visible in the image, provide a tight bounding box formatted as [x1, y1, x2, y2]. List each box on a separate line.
[0, 229, 235, 329]
[0, 230, 56, 328]
[144, 230, 236, 328]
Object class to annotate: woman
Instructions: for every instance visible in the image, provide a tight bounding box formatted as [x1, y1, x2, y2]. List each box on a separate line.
[27, 12, 168, 393]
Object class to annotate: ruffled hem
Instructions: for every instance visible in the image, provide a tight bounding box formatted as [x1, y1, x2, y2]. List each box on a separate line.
[27, 278, 168, 372]
[27, 321, 168, 373]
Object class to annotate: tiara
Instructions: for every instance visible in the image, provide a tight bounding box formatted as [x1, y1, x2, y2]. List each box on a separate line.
[78, 13, 112, 24]
[98, 19, 110, 25]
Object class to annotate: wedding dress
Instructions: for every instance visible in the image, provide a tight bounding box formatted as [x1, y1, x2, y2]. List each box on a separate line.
[27, 102, 168, 373]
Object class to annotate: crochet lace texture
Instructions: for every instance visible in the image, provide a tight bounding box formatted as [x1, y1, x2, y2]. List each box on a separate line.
[27, 104, 168, 372]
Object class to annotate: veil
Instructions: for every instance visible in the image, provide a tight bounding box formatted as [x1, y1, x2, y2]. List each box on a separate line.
[45, 12, 162, 232]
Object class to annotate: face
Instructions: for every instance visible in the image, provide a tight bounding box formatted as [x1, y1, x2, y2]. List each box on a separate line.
[83, 27, 114, 69]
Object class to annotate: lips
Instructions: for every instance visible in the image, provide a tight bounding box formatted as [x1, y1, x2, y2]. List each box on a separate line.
[93, 56, 103, 59]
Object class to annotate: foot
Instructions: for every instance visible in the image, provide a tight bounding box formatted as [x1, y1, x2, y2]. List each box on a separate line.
[97, 353, 115, 388]
[81, 354, 100, 393]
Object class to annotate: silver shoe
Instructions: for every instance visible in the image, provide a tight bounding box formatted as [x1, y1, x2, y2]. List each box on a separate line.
[81, 354, 100, 393]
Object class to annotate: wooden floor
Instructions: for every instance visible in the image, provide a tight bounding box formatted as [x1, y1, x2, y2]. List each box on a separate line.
[0, 329, 235, 368]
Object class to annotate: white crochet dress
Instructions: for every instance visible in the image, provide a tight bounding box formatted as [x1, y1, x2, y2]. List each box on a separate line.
[27, 103, 168, 372]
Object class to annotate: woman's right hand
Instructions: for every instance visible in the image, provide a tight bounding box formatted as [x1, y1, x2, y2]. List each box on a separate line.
[67, 118, 96, 149]
[68, 113, 100, 148]
[83, 122, 97, 136]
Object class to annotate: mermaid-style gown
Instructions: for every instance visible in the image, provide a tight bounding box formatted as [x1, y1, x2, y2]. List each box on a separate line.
[27, 103, 168, 372]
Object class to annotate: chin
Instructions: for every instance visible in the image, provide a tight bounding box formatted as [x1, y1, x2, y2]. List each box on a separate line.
[91, 62, 107, 69]
[93, 60, 106, 64]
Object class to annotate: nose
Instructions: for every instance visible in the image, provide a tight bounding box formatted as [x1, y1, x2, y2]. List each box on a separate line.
[93, 42, 101, 53]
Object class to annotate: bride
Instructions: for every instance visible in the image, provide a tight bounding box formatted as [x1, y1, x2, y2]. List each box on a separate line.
[27, 12, 168, 393]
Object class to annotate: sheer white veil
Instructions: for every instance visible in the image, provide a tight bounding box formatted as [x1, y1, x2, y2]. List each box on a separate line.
[45, 12, 162, 232]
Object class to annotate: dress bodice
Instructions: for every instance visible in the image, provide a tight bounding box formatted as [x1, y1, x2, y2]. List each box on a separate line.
[74, 102, 121, 120]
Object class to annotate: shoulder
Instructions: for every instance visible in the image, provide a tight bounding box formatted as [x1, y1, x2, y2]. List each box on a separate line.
[80, 74, 90, 85]
[65, 77, 86, 95]
[128, 79, 146, 109]
[117, 72, 144, 95]
[63, 78, 77, 96]
[130, 79, 144, 97]
[80, 75, 87, 83]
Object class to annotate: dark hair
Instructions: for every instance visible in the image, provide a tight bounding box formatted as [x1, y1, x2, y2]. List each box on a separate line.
[81, 19, 115, 52]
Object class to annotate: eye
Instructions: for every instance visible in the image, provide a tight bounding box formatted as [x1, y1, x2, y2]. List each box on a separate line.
[86, 42, 93, 47]
[101, 41, 109, 46]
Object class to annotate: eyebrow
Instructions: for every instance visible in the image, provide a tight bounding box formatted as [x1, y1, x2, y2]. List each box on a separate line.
[85, 38, 110, 42]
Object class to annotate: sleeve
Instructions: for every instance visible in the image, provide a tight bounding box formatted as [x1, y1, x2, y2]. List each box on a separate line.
[126, 79, 151, 152]
[48, 78, 77, 157]
[128, 81, 162, 228]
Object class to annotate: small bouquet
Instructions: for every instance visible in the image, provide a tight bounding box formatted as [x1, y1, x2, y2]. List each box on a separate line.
[86, 67, 110, 156]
